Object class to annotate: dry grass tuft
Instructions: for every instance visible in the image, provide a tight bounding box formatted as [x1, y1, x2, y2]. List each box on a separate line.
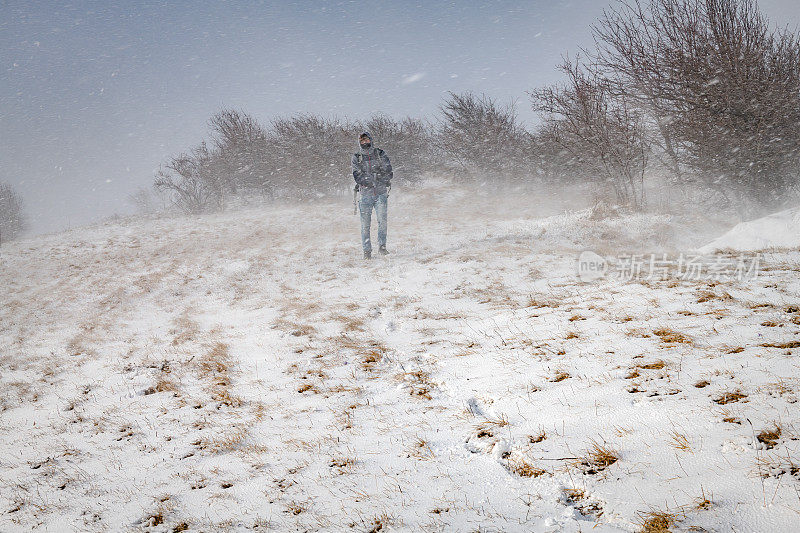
[550, 370, 571, 383]
[563, 488, 604, 518]
[154, 376, 178, 393]
[297, 382, 319, 394]
[563, 488, 585, 503]
[694, 380, 710, 388]
[408, 438, 435, 460]
[525, 296, 560, 309]
[668, 431, 691, 452]
[756, 455, 800, 479]
[652, 328, 691, 344]
[507, 456, 546, 478]
[285, 501, 308, 515]
[638, 510, 677, 533]
[396, 370, 435, 400]
[273, 317, 316, 337]
[329, 313, 366, 332]
[760, 341, 800, 349]
[756, 425, 782, 449]
[529, 430, 547, 444]
[576, 440, 619, 474]
[188, 341, 245, 406]
[637, 360, 666, 370]
[198, 428, 248, 454]
[329, 456, 357, 473]
[361, 350, 383, 371]
[714, 391, 747, 405]
[694, 489, 713, 510]
[696, 290, 717, 303]
[474, 414, 509, 438]
[198, 342, 231, 377]
[366, 512, 393, 533]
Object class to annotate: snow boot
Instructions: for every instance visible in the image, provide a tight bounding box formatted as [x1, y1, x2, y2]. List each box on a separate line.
[378, 246, 389, 256]
[364, 251, 372, 260]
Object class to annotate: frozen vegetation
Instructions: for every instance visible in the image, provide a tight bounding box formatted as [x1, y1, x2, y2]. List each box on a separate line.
[2, 181, 800, 531]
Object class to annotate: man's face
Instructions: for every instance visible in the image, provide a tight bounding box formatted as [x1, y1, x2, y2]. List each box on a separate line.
[360, 136, 371, 147]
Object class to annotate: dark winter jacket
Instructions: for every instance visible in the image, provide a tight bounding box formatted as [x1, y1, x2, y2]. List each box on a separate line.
[352, 132, 393, 196]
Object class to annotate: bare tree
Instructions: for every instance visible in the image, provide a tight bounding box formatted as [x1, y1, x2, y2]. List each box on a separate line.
[592, 0, 800, 213]
[209, 108, 272, 196]
[532, 59, 649, 208]
[361, 115, 438, 182]
[437, 92, 530, 182]
[0, 182, 27, 241]
[267, 114, 353, 196]
[127, 186, 162, 214]
[154, 142, 225, 214]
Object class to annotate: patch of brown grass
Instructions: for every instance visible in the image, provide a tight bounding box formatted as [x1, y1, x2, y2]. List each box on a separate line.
[668, 431, 691, 452]
[696, 290, 717, 303]
[529, 430, 547, 444]
[198, 342, 230, 377]
[525, 296, 560, 309]
[507, 456, 546, 478]
[475, 414, 509, 436]
[637, 360, 666, 370]
[576, 440, 619, 474]
[694, 380, 710, 388]
[563, 488, 585, 503]
[757, 425, 782, 449]
[652, 328, 691, 344]
[297, 382, 318, 394]
[396, 370, 435, 400]
[360, 350, 383, 371]
[638, 510, 677, 533]
[563, 488, 604, 518]
[329, 313, 366, 332]
[760, 341, 800, 349]
[550, 370, 570, 382]
[285, 501, 308, 515]
[198, 428, 248, 454]
[329, 456, 357, 473]
[714, 391, 747, 405]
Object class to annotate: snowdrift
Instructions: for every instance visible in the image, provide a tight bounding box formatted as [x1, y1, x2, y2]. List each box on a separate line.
[699, 206, 800, 253]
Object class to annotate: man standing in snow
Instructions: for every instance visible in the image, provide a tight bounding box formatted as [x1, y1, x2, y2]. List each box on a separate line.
[352, 132, 393, 259]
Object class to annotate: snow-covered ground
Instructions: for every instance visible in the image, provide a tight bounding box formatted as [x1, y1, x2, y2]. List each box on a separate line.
[2, 181, 800, 532]
[699, 206, 800, 253]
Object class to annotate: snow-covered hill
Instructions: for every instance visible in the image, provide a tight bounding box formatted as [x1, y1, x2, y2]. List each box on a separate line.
[2, 182, 799, 532]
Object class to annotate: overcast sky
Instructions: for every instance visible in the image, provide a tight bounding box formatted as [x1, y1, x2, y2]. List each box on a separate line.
[2, 0, 799, 234]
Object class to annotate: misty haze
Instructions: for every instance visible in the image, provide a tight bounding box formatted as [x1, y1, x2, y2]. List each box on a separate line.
[3, 1, 800, 531]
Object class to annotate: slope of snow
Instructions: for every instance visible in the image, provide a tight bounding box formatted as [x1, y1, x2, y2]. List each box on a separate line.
[699, 206, 800, 253]
[2, 183, 800, 532]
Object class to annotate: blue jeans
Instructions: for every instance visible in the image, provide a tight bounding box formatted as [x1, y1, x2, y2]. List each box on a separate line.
[359, 191, 387, 253]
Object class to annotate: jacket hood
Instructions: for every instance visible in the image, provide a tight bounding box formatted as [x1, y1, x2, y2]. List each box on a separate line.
[358, 131, 374, 152]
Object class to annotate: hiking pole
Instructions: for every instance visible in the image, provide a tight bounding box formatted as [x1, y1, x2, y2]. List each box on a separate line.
[353, 184, 359, 215]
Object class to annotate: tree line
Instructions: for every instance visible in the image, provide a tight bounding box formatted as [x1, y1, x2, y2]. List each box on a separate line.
[145, 0, 799, 218]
